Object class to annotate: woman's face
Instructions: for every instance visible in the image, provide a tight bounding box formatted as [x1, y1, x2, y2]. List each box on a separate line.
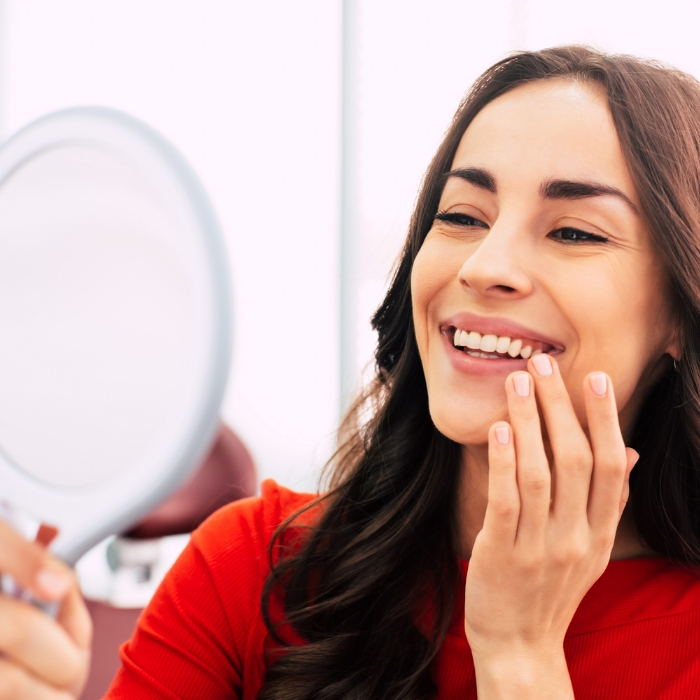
[411, 79, 679, 446]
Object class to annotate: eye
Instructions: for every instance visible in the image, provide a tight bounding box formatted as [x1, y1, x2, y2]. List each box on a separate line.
[549, 227, 608, 244]
[434, 211, 488, 228]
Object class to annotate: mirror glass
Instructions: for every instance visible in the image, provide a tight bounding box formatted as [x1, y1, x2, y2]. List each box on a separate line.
[0, 145, 194, 487]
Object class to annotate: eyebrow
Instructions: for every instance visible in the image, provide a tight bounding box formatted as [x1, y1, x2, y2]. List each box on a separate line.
[540, 178, 639, 215]
[444, 167, 496, 193]
[444, 167, 639, 215]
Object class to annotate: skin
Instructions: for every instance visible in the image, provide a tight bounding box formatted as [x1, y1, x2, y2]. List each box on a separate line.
[411, 78, 680, 698]
[0, 519, 91, 698]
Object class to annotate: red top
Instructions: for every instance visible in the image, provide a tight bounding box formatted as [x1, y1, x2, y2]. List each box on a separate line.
[105, 480, 700, 699]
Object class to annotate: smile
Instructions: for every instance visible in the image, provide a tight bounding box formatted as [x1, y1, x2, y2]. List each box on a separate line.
[452, 327, 554, 360]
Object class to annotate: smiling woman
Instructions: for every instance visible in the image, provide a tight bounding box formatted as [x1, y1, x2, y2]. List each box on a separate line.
[115, 46, 698, 699]
[3, 45, 700, 700]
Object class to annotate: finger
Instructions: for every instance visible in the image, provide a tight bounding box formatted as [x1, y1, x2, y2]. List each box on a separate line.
[0, 521, 72, 602]
[482, 422, 520, 545]
[0, 595, 85, 689]
[583, 372, 629, 535]
[528, 353, 593, 527]
[506, 371, 551, 546]
[0, 657, 73, 700]
[55, 586, 91, 697]
[56, 578, 92, 653]
[618, 448, 639, 518]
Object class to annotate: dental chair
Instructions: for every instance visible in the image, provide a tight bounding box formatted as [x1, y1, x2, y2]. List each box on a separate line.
[80, 423, 256, 700]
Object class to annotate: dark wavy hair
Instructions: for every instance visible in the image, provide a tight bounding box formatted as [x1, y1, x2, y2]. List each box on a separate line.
[259, 45, 700, 699]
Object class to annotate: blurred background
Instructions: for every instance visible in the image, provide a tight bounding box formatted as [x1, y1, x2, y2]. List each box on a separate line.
[2, 0, 699, 494]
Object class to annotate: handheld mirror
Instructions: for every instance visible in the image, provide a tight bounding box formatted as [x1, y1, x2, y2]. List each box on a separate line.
[0, 107, 232, 566]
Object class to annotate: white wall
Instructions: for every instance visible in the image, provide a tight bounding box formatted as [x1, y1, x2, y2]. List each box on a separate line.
[2, 1, 341, 492]
[4, 0, 700, 492]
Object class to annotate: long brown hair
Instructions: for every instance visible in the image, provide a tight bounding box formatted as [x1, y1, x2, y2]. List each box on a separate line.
[259, 46, 700, 699]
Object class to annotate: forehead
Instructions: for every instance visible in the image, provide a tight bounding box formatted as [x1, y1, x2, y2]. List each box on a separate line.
[452, 79, 637, 200]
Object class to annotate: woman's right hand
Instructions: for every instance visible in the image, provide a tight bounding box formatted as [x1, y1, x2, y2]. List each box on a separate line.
[0, 519, 92, 699]
[464, 356, 636, 699]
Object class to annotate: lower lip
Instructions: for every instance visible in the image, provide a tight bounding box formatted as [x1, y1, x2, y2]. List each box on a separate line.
[441, 331, 545, 376]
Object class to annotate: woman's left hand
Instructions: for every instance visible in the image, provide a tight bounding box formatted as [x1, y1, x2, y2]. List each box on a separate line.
[464, 353, 638, 699]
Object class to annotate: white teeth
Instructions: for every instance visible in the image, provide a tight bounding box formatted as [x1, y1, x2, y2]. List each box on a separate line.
[466, 331, 482, 350]
[453, 328, 548, 360]
[507, 339, 522, 357]
[467, 350, 500, 359]
[480, 334, 498, 352]
[496, 336, 511, 354]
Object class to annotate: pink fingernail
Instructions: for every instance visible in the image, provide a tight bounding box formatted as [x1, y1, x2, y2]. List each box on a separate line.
[589, 373, 607, 397]
[35, 569, 70, 599]
[532, 353, 552, 377]
[495, 425, 510, 445]
[513, 373, 530, 397]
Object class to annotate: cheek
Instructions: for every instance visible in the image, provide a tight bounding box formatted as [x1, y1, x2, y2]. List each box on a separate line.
[410, 239, 457, 347]
[549, 258, 669, 427]
[411, 238, 510, 445]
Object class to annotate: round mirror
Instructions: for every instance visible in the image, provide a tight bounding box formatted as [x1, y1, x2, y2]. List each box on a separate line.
[0, 108, 232, 564]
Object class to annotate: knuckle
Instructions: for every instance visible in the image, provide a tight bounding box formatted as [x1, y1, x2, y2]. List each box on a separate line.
[593, 529, 616, 553]
[544, 385, 569, 403]
[518, 550, 545, 571]
[600, 457, 627, 479]
[522, 473, 549, 494]
[491, 498, 518, 519]
[553, 539, 588, 565]
[565, 446, 592, 471]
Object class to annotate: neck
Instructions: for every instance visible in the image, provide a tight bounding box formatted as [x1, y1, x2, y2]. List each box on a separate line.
[455, 445, 656, 562]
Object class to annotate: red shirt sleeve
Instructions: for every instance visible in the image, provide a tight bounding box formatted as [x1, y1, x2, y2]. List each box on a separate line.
[104, 480, 316, 699]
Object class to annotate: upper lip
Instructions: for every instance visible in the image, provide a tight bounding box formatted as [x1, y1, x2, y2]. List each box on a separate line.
[440, 311, 565, 352]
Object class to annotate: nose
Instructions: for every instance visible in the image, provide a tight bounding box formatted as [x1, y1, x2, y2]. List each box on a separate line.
[458, 218, 534, 300]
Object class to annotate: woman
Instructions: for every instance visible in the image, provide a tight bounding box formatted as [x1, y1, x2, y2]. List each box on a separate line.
[3, 45, 700, 699]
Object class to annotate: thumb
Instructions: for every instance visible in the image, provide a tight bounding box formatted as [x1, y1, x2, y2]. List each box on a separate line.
[619, 448, 639, 516]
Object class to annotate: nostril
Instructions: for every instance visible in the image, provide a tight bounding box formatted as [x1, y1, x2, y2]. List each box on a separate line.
[493, 285, 517, 293]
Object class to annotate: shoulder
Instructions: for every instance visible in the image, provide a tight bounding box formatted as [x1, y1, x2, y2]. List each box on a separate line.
[566, 559, 700, 696]
[190, 478, 320, 584]
[571, 557, 700, 636]
[107, 480, 320, 698]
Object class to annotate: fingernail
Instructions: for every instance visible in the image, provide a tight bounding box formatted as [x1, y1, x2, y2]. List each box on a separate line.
[35, 569, 70, 599]
[495, 425, 510, 445]
[589, 372, 607, 397]
[532, 353, 552, 377]
[513, 373, 530, 397]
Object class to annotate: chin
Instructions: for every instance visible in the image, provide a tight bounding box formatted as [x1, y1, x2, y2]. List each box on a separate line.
[427, 392, 506, 446]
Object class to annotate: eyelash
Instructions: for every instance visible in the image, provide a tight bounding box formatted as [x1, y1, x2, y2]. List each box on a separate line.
[549, 227, 608, 244]
[433, 211, 608, 244]
[434, 212, 487, 228]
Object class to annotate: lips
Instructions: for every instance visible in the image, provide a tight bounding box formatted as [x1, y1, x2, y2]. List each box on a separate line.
[436, 312, 565, 377]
